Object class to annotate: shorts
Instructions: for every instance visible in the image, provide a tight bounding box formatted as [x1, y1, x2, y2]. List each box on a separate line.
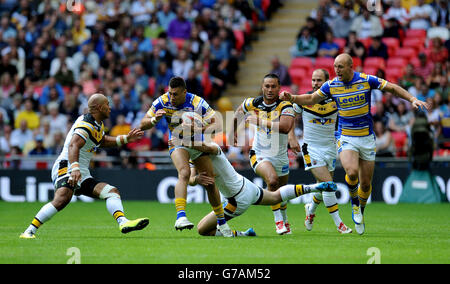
[169, 145, 204, 161]
[337, 134, 377, 161]
[223, 177, 264, 220]
[249, 149, 289, 176]
[51, 159, 100, 197]
[301, 143, 337, 172]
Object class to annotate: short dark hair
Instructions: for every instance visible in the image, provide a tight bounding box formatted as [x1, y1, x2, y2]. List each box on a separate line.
[169, 76, 186, 90]
[263, 73, 280, 85]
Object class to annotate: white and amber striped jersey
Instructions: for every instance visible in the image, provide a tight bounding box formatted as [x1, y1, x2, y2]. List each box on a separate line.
[241, 96, 295, 158]
[293, 97, 338, 146]
[52, 114, 105, 184]
[317, 72, 387, 137]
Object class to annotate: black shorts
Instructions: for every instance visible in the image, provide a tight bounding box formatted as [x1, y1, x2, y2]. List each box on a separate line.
[55, 160, 100, 198]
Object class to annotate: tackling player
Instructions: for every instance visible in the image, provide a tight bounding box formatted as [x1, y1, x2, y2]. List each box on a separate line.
[20, 93, 148, 239]
[172, 140, 337, 237]
[288, 69, 352, 234]
[232, 74, 295, 235]
[139, 77, 233, 236]
[280, 53, 429, 234]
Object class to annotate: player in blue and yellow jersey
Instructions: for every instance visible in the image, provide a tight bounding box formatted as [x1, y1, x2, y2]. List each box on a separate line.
[139, 77, 233, 236]
[280, 54, 429, 235]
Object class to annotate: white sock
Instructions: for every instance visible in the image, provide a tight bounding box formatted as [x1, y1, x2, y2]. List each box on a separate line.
[280, 201, 288, 222]
[279, 184, 296, 201]
[309, 192, 323, 214]
[106, 196, 128, 225]
[26, 202, 58, 234]
[322, 191, 342, 227]
[273, 209, 283, 223]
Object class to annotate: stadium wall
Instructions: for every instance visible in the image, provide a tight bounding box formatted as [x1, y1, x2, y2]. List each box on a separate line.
[1, 167, 449, 203]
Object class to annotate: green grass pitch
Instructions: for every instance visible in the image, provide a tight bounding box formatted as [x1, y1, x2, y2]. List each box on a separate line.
[1, 201, 449, 264]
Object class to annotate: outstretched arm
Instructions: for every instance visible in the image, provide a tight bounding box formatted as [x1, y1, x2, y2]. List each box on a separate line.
[279, 90, 325, 106]
[100, 128, 144, 148]
[382, 82, 430, 111]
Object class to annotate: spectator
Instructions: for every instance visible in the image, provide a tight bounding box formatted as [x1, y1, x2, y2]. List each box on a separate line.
[408, 76, 426, 99]
[54, 60, 75, 87]
[0, 13, 16, 41]
[48, 131, 65, 155]
[367, 36, 389, 60]
[290, 27, 318, 57]
[39, 77, 65, 106]
[429, 37, 448, 65]
[132, 25, 153, 56]
[374, 120, 395, 157]
[14, 98, 39, 130]
[71, 16, 91, 46]
[426, 96, 443, 140]
[0, 72, 15, 102]
[155, 61, 174, 93]
[344, 31, 366, 61]
[350, 7, 383, 39]
[0, 123, 10, 155]
[435, 76, 449, 102]
[388, 101, 415, 135]
[414, 52, 434, 81]
[408, 0, 433, 30]
[373, 100, 391, 127]
[10, 119, 33, 150]
[110, 114, 131, 137]
[331, 6, 354, 39]
[28, 134, 50, 156]
[426, 62, 445, 89]
[172, 49, 194, 80]
[59, 93, 79, 123]
[186, 69, 203, 96]
[43, 101, 68, 136]
[209, 35, 231, 82]
[129, 0, 155, 26]
[383, 0, 409, 27]
[317, 30, 339, 58]
[72, 43, 100, 82]
[399, 63, 418, 90]
[167, 6, 192, 40]
[157, 2, 176, 31]
[121, 81, 140, 113]
[269, 56, 291, 86]
[431, 0, 449, 28]
[0, 53, 18, 85]
[144, 14, 165, 39]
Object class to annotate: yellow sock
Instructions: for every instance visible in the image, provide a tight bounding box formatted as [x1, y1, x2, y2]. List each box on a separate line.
[358, 185, 372, 208]
[212, 204, 226, 225]
[345, 174, 359, 199]
[271, 203, 281, 211]
[175, 198, 187, 219]
[295, 184, 304, 196]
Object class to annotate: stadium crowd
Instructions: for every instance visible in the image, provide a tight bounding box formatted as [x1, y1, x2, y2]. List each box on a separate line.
[283, 0, 449, 160]
[0, 0, 283, 169]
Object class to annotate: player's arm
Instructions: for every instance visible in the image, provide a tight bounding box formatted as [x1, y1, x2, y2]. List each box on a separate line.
[230, 103, 245, 146]
[382, 81, 430, 111]
[188, 166, 215, 186]
[202, 111, 222, 136]
[279, 90, 325, 106]
[100, 128, 144, 148]
[67, 133, 86, 188]
[140, 109, 166, 131]
[288, 125, 300, 155]
[247, 114, 294, 134]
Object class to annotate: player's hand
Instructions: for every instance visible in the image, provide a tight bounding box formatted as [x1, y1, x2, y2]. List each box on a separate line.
[246, 115, 259, 126]
[68, 169, 81, 188]
[168, 137, 183, 148]
[411, 98, 430, 112]
[195, 172, 215, 186]
[279, 91, 293, 102]
[153, 109, 166, 124]
[126, 128, 144, 143]
[289, 138, 301, 155]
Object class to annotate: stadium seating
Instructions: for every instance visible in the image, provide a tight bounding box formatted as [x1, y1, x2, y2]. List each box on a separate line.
[394, 47, 417, 61]
[387, 57, 408, 69]
[289, 68, 307, 86]
[382, 37, 400, 57]
[405, 29, 427, 40]
[364, 57, 386, 70]
[290, 57, 313, 70]
[233, 30, 245, 52]
[363, 67, 378, 76]
[402, 38, 425, 54]
[385, 68, 404, 83]
[334, 38, 346, 53]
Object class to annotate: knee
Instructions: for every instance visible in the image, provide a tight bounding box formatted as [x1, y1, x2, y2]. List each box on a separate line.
[345, 169, 359, 181]
[178, 167, 191, 181]
[52, 191, 72, 210]
[359, 182, 372, 192]
[266, 177, 279, 191]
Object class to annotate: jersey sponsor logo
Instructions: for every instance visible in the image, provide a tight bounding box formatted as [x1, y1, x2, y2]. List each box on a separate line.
[336, 93, 366, 106]
[309, 118, 335, 125]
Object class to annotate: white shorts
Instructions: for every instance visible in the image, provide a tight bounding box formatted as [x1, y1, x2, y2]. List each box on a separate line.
[51, 158, 92, 189]
[249, 150, 289, 177]
[169, 145, 204, 161]
[223, 177, 264, 219]
[301, 143, 337, 172]
[337, 134, 377, 161]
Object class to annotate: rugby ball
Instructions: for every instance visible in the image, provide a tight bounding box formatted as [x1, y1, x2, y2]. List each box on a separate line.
[181, 111, 205, 127]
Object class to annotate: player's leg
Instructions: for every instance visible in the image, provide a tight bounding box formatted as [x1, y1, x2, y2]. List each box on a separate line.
[197, 211, 255, 237]
[193, 154, 232, 237]
[354, 159, 375, 235]
[20, 186, 73, 239]
[170, 148, 194, 230]
[255, 161, 287, 234]
[277, 174, 291, 233]
[91, 181, 149, 234]
[339, 149, 363, 226]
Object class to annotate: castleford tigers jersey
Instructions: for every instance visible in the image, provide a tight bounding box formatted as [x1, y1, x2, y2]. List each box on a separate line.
[317, 72, 387, 137]
[241, 96, 295, 157]
[56, 113, 105, 172]
[147, 92, 215, 140]
[293, 95, 338, 146]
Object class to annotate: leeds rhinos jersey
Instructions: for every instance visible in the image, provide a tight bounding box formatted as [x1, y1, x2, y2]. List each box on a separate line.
[241, 96, 295, 157]
[317, 72, 387, 137]
[293, 95, 338, 146]
[147, 92, 215, 141]
[54, 114, 105, 179]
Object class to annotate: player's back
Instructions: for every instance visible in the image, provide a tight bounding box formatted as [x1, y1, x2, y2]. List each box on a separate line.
[209, 147, 245, 198]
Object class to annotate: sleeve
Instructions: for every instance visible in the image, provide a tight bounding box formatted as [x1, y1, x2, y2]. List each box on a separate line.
[146, 98, 162, 117]
[317, 81, 332, 99]
[280, 102, 295, 117]
[241, 98, 254, 114]
[200, 99, 216, 123]
[368, 75, 388, 91]
[293, 103, 303, 115]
